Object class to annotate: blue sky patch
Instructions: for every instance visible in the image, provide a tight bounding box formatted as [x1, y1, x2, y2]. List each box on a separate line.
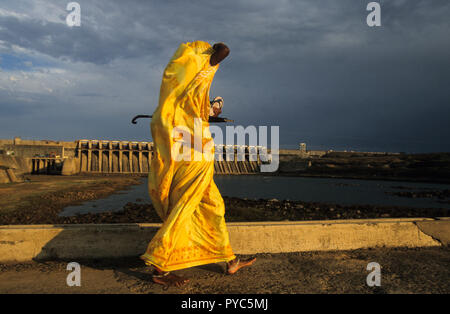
[0, 53, 53, 71]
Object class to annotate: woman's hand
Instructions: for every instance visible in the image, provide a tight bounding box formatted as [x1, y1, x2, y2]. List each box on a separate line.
[212, 106, 222, 117]
[210, 96, 224, 117]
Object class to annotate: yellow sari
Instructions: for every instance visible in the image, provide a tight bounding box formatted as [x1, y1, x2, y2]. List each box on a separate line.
[140, 41, 236, 271]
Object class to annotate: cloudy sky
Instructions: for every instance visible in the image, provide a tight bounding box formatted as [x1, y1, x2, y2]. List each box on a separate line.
[0, 0, 449, 152]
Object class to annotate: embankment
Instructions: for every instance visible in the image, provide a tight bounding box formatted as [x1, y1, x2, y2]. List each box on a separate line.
[0, 218, 448, 263]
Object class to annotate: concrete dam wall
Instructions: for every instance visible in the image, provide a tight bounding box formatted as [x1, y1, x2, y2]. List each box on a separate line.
[77, 140, 152, 174]
[0, 155, 30, 183]
[75, 140, 264, 175]
[0, 138, 268, 179]
[0, 138, 75, 182]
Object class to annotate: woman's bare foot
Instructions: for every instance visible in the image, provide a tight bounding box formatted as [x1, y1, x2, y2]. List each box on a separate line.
[226, 257, 256, 275]
[152, 268, 189, 287]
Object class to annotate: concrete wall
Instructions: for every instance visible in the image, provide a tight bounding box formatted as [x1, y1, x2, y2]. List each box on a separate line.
[0, 218, 447, 263]
[0, 169, 11, 184]
[0, 139, 92, 177]
[0, 155, 33, 182]
[0, 138, 78, 159]
[1, 144, 63, 158]
[0, 155, 31, 173]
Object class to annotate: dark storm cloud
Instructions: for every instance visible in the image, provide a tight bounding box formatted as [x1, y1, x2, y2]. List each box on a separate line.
[0, 12, 161, 64]
[0, 0, 449, 152]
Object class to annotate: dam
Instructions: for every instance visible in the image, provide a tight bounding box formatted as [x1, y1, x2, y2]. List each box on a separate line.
[0, 137, 269, 181]
[76, 140, 264, 175]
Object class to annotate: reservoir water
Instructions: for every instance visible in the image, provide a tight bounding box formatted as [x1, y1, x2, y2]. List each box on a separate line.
[60, 175, 450, 216]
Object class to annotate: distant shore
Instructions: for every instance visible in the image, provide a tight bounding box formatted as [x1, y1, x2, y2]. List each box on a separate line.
[277, 151, 450, 184]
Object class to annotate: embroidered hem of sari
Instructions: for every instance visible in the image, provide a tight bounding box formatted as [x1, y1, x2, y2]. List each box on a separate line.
[140, 252, 236, 272]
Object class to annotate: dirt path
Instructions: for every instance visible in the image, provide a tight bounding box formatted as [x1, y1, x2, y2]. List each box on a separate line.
[1, 247, 449, 294]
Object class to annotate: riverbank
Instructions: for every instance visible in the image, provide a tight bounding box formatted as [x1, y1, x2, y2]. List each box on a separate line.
[0, 175, 143, 224]
[1, 247, 449, 293]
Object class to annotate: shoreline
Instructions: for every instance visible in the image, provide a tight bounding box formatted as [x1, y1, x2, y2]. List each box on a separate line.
[276, 151, 450, 184]
[0, 175, 143, 224]
[211, 171, 450, 185]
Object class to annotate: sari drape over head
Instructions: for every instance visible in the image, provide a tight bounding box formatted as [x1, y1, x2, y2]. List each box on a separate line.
[140, 41, 235, 271]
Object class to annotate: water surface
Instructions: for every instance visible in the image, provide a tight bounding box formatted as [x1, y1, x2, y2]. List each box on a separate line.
[60, 175, 450, 216]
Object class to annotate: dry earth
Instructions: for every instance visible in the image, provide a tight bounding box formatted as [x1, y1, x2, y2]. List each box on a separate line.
[0, 247, 448, 294]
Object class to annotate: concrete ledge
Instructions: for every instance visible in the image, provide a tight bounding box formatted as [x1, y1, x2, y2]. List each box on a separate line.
[0, 218, 445, 263]
[416, 220, 450, 246]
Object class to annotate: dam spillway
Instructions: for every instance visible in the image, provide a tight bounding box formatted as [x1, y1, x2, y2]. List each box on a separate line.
[77, 140, 153, 174]
[213, 144, 262, 174]
[31, 158, 64, 174]
[76, 140, 265, 175]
